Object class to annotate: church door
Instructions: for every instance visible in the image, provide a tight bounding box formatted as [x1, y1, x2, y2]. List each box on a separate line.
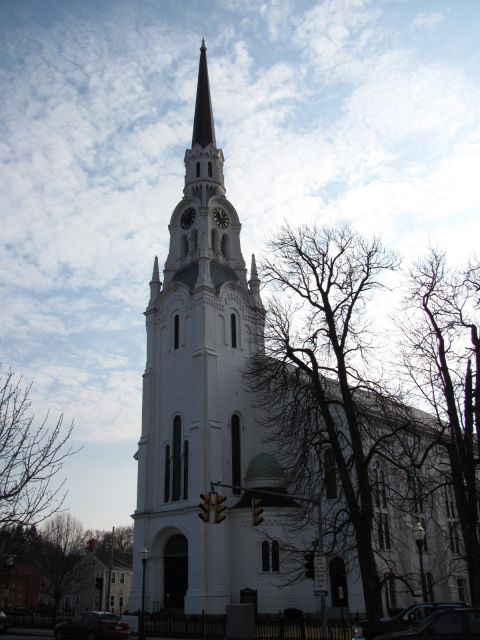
[163, 534, 188, 610]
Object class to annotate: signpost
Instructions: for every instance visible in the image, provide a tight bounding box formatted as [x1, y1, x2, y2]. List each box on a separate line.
[314, 553, 327, 593]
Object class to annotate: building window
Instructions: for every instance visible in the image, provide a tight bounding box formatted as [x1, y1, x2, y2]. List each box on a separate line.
[183, 440, 189, 500]
[211, 228, 218, 252]
[271, 541, 280, 572]
[119, 595, 124, 612]
[182, 234, 189, 256]
[262, 540, 270, 572]
[374, 461, 391, 550]
[174, 314, 179, 349]
[111, 572, 116, 584]
[172, 416, 182, 501]
[110, 595, 114, 610]
[457, 578, 466, 601]
[449, 521, 461, 554]
[120, 573, 125, 584]
[208, 161, 212, 177]
[192, 229, 198, 252]
[165, 419, 188, 503]
[196, 162, 200, 177]
[325, 448, 337, 499]
[231, 313, 237, 348]
[445, 485, 456, 519]
[378, 511, 391, 550]
[384, 573, 396, 613]
[164, 444, 171, 502]
[231, 415, 241, 494]
[221, 233, 228, 256]
[261, 541, 280, 573]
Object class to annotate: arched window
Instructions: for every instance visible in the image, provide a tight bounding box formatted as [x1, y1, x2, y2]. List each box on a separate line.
[191, 229, 198, 252]
[174, 314, 180, 350]
[208, 161, 212, 177]
[221, 233, 229, 256]
[261, 541, 270, 572]
[164, 445, 170, 502]
[325, 448, 337, 499]
[182, 234, 189, 256]
[196, 162, 200, 177]
[183, 440, 189, 500]
[231, 415, 241, 494]
[261, 541, 280, 572]
[211, 229, 218, 253]
[231, 313, 237, 349]
[172, 416, 182, 501]
[271, 541, 280, 572]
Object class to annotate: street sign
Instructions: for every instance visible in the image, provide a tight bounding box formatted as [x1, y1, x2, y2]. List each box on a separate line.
[314, 590, 328, 597]
[314, 553, 327, 591]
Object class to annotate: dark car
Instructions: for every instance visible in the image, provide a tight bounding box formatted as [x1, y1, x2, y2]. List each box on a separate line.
[54, 611, 131, 640]
[0, 611, 12, 634]
[353, 602, 467, 640]
[376, 608, 480, 640]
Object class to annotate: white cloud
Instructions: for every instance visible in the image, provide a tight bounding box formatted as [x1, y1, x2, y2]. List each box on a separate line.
[412, 11, 444, 29]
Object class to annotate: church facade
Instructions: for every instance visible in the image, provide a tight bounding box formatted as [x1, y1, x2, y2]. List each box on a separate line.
[129, 42, 470, 617]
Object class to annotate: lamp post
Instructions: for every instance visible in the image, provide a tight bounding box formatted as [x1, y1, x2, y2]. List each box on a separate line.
[413, 522, 428, 601]
[4, 557, 14, 610]
[139, 546, 149, 640]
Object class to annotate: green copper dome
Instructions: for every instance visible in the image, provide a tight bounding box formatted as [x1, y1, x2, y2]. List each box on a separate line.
[245, 453, 286, 488]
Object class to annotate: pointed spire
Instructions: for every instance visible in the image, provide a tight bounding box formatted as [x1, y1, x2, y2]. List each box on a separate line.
[248, 254, 262, 304]
[148, 256, 161, 307]
[192, 39, 216, 148]
[250, 254, 259, 281]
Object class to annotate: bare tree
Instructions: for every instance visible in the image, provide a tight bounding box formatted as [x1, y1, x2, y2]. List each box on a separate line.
[248, 224, 399, 618]
[40, 513, 85, 618]
[0, 369, 76, 527]
[399, 249, 480, 604]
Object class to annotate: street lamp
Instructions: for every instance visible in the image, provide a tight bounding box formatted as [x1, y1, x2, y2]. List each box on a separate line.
[4, 557, 14, 610]
[139, 546, 149, 640]
[412, 522, 428, 601]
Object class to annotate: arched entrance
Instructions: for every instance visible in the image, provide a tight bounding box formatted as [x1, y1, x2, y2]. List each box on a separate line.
[163, 534, 188, 610]
[330, 557, 349, 608]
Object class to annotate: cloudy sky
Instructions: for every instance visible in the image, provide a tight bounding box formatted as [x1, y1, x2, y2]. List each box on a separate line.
[1, 0, 479, 530]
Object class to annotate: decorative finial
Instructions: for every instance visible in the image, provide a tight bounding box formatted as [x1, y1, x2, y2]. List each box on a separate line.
[201, 38, 206, 51]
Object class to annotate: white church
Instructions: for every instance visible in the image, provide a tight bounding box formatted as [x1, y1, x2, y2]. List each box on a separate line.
[129, 42, 470, 617]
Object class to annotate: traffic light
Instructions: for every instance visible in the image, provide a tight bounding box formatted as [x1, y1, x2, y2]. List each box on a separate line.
[199, 492, 211, 523]
[304, 552, 314, 579]
[214, 494, 227, 524]
[251, 496, 264, 526]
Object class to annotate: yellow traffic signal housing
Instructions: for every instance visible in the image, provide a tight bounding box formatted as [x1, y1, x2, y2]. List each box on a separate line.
[199, 492, 211, 523]
[304, 552, 314, 579]
[214, 494, 227, 524]
[251, 496, 264, 526]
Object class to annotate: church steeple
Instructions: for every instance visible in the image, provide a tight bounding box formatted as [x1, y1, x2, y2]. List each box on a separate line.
[162, 41, 251, 292]
[192, 39, 216, 148]
[183, 40, 225, 204]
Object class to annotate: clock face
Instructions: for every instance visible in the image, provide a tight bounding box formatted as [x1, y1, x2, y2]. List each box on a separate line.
[180, 207, 196, 229]
[213, 206, 229, 228]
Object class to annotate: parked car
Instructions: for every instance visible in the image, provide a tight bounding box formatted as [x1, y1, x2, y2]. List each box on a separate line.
[353, 602, 467, 640]
[0, 611, 12, 634]
[375, 608, 480, 640]
[54, 612, 131, 640]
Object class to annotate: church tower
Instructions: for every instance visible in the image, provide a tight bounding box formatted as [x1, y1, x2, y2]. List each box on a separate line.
[131, 40, 265, 615]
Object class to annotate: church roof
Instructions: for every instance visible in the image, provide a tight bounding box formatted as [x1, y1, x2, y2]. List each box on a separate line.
[192, 39, 216, 148]
[245, 452, 286, 488]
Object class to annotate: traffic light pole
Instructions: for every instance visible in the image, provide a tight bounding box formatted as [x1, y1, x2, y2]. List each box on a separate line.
[210, 481, 330, 639]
